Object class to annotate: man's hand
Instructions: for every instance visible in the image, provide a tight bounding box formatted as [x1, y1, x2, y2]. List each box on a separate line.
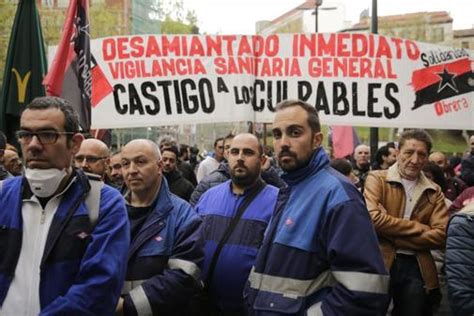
[115, 297, 124, 316]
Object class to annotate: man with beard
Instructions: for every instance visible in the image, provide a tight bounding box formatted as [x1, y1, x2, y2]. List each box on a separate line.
[195, 133, 279, 315]
[244, 100, 389, 315]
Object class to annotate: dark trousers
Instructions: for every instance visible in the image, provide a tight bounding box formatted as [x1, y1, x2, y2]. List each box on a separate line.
[390, 254, 433, 316]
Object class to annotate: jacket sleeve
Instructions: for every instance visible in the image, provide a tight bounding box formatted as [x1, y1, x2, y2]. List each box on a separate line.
[189, 178, 211, 206]
[364, 172, 428, 238]
[310, 199, 390, 316]
[41, 188, 130, 316]
[123, 205, 204, 315]
[393, 190, 448, 251]
[445, 214, 474, 316]
[460, 156, 474, 186]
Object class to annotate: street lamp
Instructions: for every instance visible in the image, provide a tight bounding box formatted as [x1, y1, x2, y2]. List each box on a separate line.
[312, 0, 337, 33]
[314, 0, 323, 33]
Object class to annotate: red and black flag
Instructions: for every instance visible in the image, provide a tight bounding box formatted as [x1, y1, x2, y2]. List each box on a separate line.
[411, 58, 474, 110]
[43, 0, 112, 132]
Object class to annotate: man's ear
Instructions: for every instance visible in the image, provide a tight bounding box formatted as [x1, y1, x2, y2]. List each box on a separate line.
[312, 132, 323, 149]
[70, 133, 85, 155]
[156, 158, 164, 173]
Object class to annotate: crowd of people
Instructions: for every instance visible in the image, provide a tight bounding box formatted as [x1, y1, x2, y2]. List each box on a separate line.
[0, 96, 473, 316]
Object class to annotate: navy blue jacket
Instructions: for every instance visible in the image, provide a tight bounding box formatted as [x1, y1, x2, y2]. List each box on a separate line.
[195, 180, 279, 312]
[0, 172, 130, 315]
[446, 203, 474, 316]
[123, 179, 204, 316]
[244, 148, 390, 315]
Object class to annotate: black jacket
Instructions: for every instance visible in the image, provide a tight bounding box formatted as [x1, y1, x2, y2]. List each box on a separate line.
[164, 169, 195, 202]
[460, 153, 474, 186]
[178, 160, 197, 186]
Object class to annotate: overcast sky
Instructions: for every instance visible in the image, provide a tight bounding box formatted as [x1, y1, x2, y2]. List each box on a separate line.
[182, 0, 473, 34]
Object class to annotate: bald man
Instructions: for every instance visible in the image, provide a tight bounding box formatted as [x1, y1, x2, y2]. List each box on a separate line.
[352, 144, 371, 190]
[3, 149, 22, 176]
[117, 139, 204, 315]
[74, 138, 110, 179]
[195, 133, 279, 314]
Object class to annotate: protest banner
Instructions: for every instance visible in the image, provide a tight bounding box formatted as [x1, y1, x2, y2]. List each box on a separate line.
[81, 33, 473, 129]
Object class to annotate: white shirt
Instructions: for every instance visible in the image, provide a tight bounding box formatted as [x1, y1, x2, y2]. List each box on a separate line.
[0, 180, 75, 316]
[196, 156, 220, 183]
[397, 178, 418, 255]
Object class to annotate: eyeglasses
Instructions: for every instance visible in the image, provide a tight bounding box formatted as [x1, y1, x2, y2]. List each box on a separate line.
[16, 130, 74, 145]
[74, 155, 108, 164]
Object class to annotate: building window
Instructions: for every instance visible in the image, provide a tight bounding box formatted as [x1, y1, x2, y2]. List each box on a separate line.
[461, 41, 470, 49]
[432, 27, 444, 42]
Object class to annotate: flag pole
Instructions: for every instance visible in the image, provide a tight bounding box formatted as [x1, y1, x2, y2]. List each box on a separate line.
[369, 0, 379, 159]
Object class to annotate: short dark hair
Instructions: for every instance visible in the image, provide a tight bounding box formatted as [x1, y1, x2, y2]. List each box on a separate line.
[214, 137, 224, 148]
[0, 131, 6, 150]
[372, 145, 395, 169]
[161, 145, 179, 158]
[330, 158, 353, 176]
[223, 133, 235, 147]
[179, 144, 189, 157]
[276, 100, 321, 133]
[399, 129, 432, 153]
[26, 96, 80, 136]
[159, 136, 177, 149]
[423, 162, 446, 192]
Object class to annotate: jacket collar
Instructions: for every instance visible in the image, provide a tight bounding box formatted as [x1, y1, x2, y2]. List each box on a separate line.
[386, 162, 436, 192]
[125, 177, 174, 218]
[282, 147, 329, 186]
[150, 177, 174, 218]
[164, 169, 182, 183]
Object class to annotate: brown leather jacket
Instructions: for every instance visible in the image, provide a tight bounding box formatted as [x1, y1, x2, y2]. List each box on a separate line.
[364, 163, 448, 290]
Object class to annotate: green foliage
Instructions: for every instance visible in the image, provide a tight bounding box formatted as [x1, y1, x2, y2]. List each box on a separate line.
[161, 16, 194, 34]
[159, 0, 199, 34]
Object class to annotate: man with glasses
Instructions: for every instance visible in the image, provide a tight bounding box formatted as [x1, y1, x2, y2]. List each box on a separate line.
[74, 138, 110, 179]
[0, 96, 130, 315]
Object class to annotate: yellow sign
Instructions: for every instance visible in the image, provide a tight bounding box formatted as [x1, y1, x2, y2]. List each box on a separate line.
[12, 68, 31, 103]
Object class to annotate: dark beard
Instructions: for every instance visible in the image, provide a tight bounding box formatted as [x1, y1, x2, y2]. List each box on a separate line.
[280, 156, 311, 172]
[231, 165, 260, 187]
[278, 147, 313, 172]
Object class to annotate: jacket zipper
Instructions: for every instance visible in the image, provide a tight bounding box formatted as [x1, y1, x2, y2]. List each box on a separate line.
[40, 209, 46, 224]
